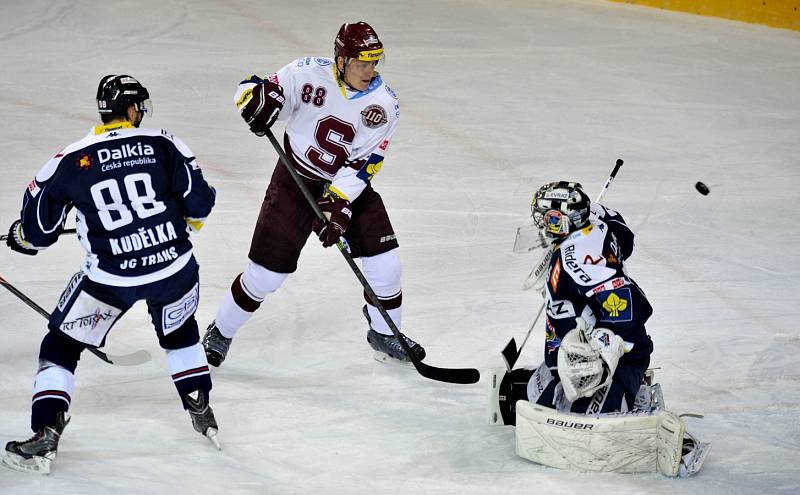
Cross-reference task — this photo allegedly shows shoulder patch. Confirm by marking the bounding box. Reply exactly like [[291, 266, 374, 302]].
[[314, 57, 332, 66], [598, 288, 633, 323], [361, 104, 388, 128]]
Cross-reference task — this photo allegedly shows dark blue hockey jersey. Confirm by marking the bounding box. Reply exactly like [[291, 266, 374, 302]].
[[542, 203, 653, 369], [18, 121, 215, 287]]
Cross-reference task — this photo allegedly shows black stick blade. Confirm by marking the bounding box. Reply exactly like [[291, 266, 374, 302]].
[[417, 362, 481, 384], [501, 338, 519, 371]]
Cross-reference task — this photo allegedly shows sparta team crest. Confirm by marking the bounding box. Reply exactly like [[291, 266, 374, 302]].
[[360, 104, 388, 128]]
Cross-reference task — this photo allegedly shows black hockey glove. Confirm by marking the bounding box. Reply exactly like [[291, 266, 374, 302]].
[[312, 193, 352, 248], [240, 81, 285, 136], [6, 220, 39, 256]]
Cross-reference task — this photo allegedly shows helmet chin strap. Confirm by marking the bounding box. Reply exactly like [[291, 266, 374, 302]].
[[336, 58, 359, 91]]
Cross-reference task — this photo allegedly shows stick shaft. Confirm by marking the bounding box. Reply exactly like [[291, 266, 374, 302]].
[[264, 130, 479, 384]]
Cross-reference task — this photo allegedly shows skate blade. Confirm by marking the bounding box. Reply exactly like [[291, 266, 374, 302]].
[[372, 351, 415, 368], [2, 452, 52, 474], [205, 428, 222, 450]]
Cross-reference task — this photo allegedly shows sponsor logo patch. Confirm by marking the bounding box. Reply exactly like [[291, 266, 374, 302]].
[[546, 418, 594, 430], [545, 320, 561, 354], [361, 104, 388, 128], [162, 282, 199, 335], [585, 277, 628, 297], [58, 292, 122, 347], [57, 272, 86, 311], [549, 257, 561, 289], [545, 298, 576, 320]]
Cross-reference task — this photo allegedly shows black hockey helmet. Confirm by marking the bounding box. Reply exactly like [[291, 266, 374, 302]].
[[96, 75, 152, 118], [531, 181, 591, 238]]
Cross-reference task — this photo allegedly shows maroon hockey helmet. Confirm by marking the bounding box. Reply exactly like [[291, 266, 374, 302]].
[[334, 22, 384, 62]]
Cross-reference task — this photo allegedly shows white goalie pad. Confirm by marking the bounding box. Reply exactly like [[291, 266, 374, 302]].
[[486, 367, 505, 425], [515, 401, 709, 477]]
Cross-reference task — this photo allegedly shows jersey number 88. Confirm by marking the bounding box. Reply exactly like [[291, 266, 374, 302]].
[[89, 173, 167, 231]]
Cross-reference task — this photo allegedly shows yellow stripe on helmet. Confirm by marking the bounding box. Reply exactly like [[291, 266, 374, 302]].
[[358, 48, 384, 61]]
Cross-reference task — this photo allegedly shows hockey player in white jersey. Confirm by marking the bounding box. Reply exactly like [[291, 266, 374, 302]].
[[203, 21, 425, 367], [488, 181, 709, 476], [3, 75, 219, 474]]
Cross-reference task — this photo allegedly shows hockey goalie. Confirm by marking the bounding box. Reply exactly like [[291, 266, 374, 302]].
[[488, 181, 710, 477]]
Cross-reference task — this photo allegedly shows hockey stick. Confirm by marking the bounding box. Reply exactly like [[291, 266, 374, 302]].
[[0, 274, 151, 366], [264, 130, 480, 384], [502, 159, 624, 371], [0, 228, 77, 242]]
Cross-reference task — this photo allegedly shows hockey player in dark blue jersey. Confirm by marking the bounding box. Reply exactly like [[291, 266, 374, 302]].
[[3, 75, 219, 474], [488, 181, 709, 477], [495, 181, 654, 422]]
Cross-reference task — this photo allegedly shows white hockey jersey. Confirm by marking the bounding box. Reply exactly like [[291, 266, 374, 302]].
[[235, 57, 400, 202]]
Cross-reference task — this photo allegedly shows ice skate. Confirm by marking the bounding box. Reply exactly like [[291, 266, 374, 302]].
[[679, 433, 711, 477], [363, 305, 426, 364], [185, 390, 221, 450], [202, 321, 232, 368], [3, 412, 69, 475]]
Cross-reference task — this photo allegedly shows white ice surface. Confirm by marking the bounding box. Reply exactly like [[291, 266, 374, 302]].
[[1, 1, 799, 493]]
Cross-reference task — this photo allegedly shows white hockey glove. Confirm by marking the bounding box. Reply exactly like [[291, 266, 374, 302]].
[[557, 318, 632, 402], [584, 324, 632, 375]]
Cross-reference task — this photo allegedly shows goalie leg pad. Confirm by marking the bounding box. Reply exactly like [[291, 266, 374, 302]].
[[516, 401, 709, 476], [486, 367, 537, 426], [515, 400, 661, 473], [656, 410, 686, 476]]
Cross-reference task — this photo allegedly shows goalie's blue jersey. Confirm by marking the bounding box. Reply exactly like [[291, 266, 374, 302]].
[[17, 122, 215, 287], [543, 203, 653, 369]]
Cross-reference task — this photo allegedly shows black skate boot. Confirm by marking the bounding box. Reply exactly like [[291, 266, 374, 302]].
[[3, 411, 70, 474], [362, 305, 426, 363], [202, 321, 232, 367], [184, 390, 221, 450]]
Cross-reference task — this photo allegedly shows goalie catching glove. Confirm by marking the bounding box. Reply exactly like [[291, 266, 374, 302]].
[[240, 81, 285, 136], [557, 317, 633, 402], [312, 188, 352, 248]]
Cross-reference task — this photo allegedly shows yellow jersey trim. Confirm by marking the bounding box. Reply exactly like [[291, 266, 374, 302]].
[[93, 121, 134, 135]]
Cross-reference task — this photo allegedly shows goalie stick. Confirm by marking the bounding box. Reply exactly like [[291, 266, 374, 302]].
[[502, 159, 624, 370], [0, 228, 77, 242], [264, 129, 479, 385], [0, 274, 151, 366]]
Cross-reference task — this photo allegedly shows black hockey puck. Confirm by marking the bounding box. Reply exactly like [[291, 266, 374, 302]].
[[695, 181, 710, 195]]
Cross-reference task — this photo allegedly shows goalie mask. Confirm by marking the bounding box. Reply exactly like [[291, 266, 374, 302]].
[[96, 74, 152, 120], [531, 181, 590, 238]]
